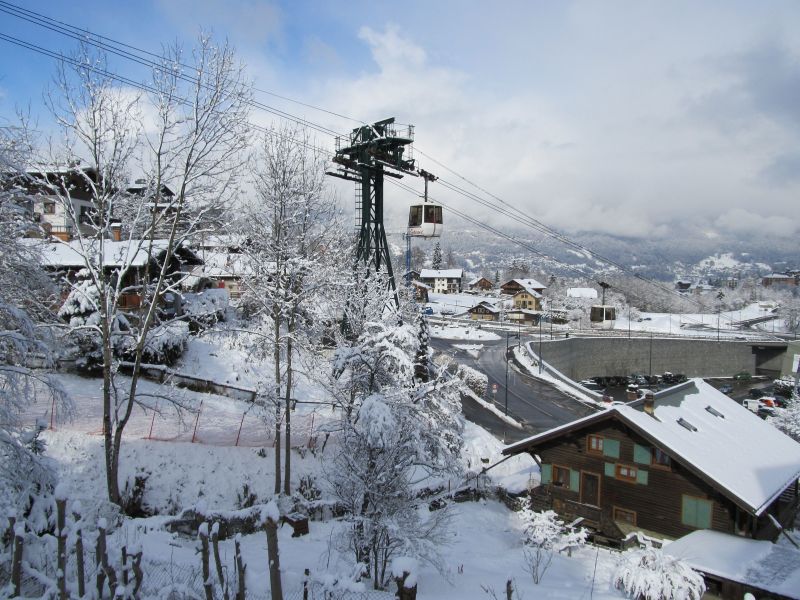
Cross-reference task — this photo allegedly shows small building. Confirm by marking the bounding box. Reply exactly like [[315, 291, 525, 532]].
[[3, 165, 101, 240], [506, 308, 540, 325], [512, 288, 543, 311], [762, 273, 799, 287], [189, 251, 250, 299], [468, 301, 500, 321], [31, 238, 202, 310], [501, 278, 546, 296], [503, 380, 800, 544], [566, 287, 598, 300], [420, 268, 463, 294], [468, 277, 494, 292]]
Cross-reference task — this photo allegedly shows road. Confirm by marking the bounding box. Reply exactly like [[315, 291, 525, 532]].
[[431, 336, 597, 443]]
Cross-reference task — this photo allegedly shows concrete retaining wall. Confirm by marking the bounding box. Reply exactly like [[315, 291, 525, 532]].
[[536, 336, 758, 381]]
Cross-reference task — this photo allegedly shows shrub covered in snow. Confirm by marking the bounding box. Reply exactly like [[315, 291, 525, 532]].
[[58, 279, 101, 327], [613, 547, 705, 600], [457, 364, 488, 397], [116, 321, 190, 365], [518, 508, 587, 584], [181, 288, 229, 329], [767, 397, 800, 443]]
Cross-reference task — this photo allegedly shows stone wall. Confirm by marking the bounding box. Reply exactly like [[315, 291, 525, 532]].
[[536, 337, 759, 381]]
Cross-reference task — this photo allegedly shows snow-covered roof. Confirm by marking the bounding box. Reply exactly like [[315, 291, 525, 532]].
[[27, 238, 190, 269], [468, 301, 500, 313], [504, 379, 800, 516], [507, 308, 540, 315], [512, 286, 542, 299], [192, 251, 251, 278], [566, 287, 597, 299], [664, 530, 800, 598], [420, 269, 463, 279]]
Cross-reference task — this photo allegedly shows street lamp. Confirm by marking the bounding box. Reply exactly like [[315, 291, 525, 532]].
[[538, 315, 544, 374]]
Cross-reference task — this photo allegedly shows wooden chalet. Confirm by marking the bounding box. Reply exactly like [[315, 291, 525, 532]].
[[468, 277, 494, 291], [500, 278, 546, 296], [468, 301, 500, 321], [503, 380, 800, 545], [506, 308, 540, 325]]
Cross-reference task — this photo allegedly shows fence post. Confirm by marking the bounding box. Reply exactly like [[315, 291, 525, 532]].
[[235, 413, 246, 447], [192, 400, 204, 443]]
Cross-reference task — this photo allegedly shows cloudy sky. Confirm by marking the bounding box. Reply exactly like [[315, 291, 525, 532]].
[[1, 1, 798, 239]]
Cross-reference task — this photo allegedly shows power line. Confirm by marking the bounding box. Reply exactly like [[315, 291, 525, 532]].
[[0, 4, 737, 325]]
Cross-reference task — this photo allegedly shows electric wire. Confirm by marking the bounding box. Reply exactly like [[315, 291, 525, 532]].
[[0, 6, 742, 327]]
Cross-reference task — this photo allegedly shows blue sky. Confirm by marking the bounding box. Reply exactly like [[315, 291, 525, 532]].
[[1, 1, 799, 238]]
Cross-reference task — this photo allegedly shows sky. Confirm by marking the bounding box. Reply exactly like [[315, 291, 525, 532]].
[[1, 0, 799, 240]]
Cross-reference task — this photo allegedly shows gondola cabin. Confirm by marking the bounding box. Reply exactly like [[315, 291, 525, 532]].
[[590, 305, 616, 329], [408, 202, 443, 238]]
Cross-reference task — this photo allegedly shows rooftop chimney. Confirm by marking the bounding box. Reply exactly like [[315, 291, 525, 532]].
[[643, 390, 655, 416], [110, 223, 122, 241]]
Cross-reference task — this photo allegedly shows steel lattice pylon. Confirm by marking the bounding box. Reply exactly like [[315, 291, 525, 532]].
[[327, 117, 416, 309]]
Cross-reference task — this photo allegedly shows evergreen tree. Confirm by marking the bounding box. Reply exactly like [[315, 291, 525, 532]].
[[414, 311, 430, 383], [432, 242, 443, 270], [495, 269, 500, 284]]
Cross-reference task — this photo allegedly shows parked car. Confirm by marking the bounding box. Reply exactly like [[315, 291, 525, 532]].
[[733, 371, 752, 381], [422, 306, 434, 315], [718, 384, 733, 395], [757, 406, 776, 419], [742, 398, 763, 413]]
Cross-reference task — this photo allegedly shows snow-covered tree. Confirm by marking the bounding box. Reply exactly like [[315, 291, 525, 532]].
[[326, 295, 464, 589], [0, 121, 70, 511], [432, 242, 443, 270], [613, 547, 705, 600], [238, 124, 345, 496], [518, 508, 587, 584], [768, 396, 800, 443], [41, 36, 251, 507]]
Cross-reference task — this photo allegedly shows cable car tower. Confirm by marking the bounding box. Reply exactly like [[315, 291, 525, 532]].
[[327, 117, 418, 309]]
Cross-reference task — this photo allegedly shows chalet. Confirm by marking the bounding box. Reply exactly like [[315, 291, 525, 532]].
[[505, 308, 540, 325], [2, 165, 101, 240], [512, 288, 543, 311], [31, 238, 202, 310], [189, 251, 249, 299], [500, 278, 546, 297], [419, 268, 463, 294], [503, 380, 800, 545], [468, 301, 500, 321], [468, 277, 494, 292]]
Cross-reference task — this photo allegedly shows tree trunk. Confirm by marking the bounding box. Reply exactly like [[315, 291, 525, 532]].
[[273, 310, 282, 495], [283, 318, 294, 496], [56, 498, 67, 600], [265, 518, 284, 600], [199, 524, 213, 600], [102, 318, 120, 505], [235, 536, 246, 600], [73, 512, 85, 599], [11, 520, 23, 598]]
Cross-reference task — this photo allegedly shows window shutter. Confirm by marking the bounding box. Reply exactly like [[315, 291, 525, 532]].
[[570, 470, 580, 492], [541, 464, 552, 484], [603, 439, 620, 458], [682, 496, 697, 527], [604, 462, 615, 477], [634, 444, 651, 465], [635, 469, 649, 485], [696, 499, 712, 529]]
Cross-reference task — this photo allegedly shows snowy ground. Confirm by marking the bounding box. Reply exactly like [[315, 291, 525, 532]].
[[430, 322, 501, 341]]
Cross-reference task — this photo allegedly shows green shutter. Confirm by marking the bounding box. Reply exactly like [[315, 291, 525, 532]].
[[682, 495, 697, 527], [604, 462, 615, 477], [695, 499, 712, 529], [633, 444, 651, 465], [603, 439, 620, 458], [541, 464, 552, 484], [570, 469, 580, 492], [635, 469, 649, 485]]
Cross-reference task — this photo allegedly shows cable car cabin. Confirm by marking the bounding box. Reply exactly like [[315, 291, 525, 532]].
[[408, 202, 443, 238], [590, 305, 616, 329]]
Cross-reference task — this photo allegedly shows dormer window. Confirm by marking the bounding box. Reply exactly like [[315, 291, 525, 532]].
[[677, 418, 698, 432]]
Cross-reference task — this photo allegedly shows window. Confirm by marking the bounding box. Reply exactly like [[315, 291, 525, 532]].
[[682, 495, 713, 529], [552, 465, 571, 489], [613, 507, 637, 526], [615, 464, 638, 483], [43, 201, 56, 214], [651, 448, 671, 468], [408, 206, 422, 227], [587, 435, 603, 454]]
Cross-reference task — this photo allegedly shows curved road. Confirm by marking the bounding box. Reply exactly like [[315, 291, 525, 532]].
[[432, 336, 597, 443]]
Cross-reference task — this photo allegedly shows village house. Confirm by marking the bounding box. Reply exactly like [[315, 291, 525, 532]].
[[762, 272, 799, 287], [31, 238, 202, 310], [468, 300, 500, 321], [500, 277, 546, 297], [505, 308, 540, 326], [2, 165, 101, 241], [468, 276, 494, 292], [512, 287, 543, 311], [419, 268, 463, 294], [503, 380, 800, 545]]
